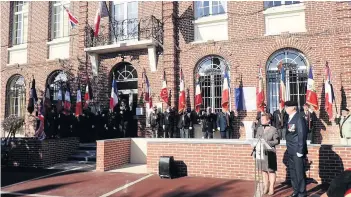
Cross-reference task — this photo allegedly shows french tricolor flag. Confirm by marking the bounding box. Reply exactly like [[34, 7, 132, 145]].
[[178, 68, 186, 113], [160, 70, 168, 104], [109, 78, 118, 111], [84, 82, 91, 109], [63, 6, 78, 28], [144, 71, 152, 108], [56, 87, 63, 112], [195, 74, 202, 113], [279, 62, 286, 108], [94, 2, 108, 37], [75, 85, 82, 117], [256, 64, 265, 111], [64, 84, 71, 115], [221, 70, 229, 112], [306, 66, 319, 110], [325, 62, 334, 121]]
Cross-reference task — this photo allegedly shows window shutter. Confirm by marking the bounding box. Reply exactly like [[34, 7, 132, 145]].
[[8, 2, 14, 47], [48, 1, 52, 41]]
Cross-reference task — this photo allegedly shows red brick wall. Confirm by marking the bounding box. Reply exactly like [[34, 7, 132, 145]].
[[96, 138, 131, 172], [1, 1, 351, 144], [147, 140, 351, 183], [6, 137, 79, 168]]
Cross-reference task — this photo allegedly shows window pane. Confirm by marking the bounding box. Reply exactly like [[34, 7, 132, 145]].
[[264, 1, 274, 8], [273, 1, 282, 6], [23, 13, 28, 43], [285, 1, 293, 5]]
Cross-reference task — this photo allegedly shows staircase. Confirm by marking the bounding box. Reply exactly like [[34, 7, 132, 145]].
[[68, 143, 96, 162]]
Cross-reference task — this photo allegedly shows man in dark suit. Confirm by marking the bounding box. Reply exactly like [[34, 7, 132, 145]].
[[217, 110, 229, 139], [272, 106, 288, 140], [285, 101, 308, 197], [300, 103, 317, 143]]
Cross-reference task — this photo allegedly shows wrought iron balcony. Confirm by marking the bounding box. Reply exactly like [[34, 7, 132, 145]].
[[85, 16, 163, 48]]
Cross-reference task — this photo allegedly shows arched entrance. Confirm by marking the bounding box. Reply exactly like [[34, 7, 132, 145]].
[[111, 62, 138, 137], [46, 70, 69, 104], [195, 55, 230, 113], [266, 48, 309, 113]]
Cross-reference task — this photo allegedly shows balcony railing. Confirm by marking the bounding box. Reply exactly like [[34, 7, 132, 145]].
[[85, 15, 163, 48]]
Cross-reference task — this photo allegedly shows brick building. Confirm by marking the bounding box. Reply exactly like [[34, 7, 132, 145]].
[[1, 1, 350, 144]]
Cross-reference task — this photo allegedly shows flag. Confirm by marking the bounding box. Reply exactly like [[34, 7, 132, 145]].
[[256, 64, 265, 111], [195, 74, 202, 113], [109, 77, 118, 111], [63, 6, 78, 28], [178, 68, 186, 113], [75, 84, 82, 117], [27, 78, 38, 114], [44, 85, 51, 108], [84, 80, 92, 109], [222, 70, 230, 112], [160, 70, 168, 104], [306, 66, 319, 110], [279, 62, 286, 108], [56, 85, 63, 112], [325, 62, 334, 120], [94, 2, 108, 37], [64, 83, 71, 115], [235, 78, 244, 111], [34, 99, 46, 140], [144, 70, 152, 108]]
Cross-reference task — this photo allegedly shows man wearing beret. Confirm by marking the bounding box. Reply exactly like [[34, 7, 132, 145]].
[[284, 101, 308, 197]]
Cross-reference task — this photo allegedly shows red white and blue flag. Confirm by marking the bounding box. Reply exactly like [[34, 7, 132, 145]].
[[35, 100, 46, 140], [84, 81, 92, 109], [94, 2, 108, 37], [144, 71, 153, 108], [75, 84, 82, 117], [109, 78, 118, 111], [56, 86, 63, 112], [222, 70, 229, 112], [195, 74, 202, 113], [306, 66, 319, 110], [256, 64, 265, 111], [63, 6, 78, 28], [178, 68, 186, 113], [160, 70, 168, 104], [44, 85, 51, 109], [325, 61, 334, 120], [279, 62, 286, 108], [64, 84, 71, 115]]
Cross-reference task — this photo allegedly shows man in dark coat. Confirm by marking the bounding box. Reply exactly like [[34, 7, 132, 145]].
[[177, 108, 193, 138], [200, 107, 216, 139], [228, 111, 236, 139], [162, 106, 175, 138], [272, 106, 288, 140], [300, 103, 317, 143], [285, 101, 308, 197], [148, 106, 161, 138], [217, 110, 229, 139], [118, 100, 130, 138]]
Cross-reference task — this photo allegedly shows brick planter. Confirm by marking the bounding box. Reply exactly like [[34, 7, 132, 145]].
[[96, 138, 131, 172], [5, 137, 79, 168]]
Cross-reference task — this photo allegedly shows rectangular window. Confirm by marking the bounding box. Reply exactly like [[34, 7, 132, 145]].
[[194, 1, 226, 19], [12, 1, 29, 45], [112, 1, 138, 41], [52, 1, 70, 39], [264, 1, 301, 9]]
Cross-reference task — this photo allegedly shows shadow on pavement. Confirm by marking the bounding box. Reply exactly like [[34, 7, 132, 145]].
[[1, 166, 90, 187], [1, 181, 82, 196]]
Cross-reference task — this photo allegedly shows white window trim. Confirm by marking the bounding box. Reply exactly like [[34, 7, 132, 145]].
[[13, 2, 29, 45], [263, 2, 305, 15], [47, 36, 70, 45], [7, 43, 28, 51], [193, 13, 228, 25], [51, 1, 70, 40]]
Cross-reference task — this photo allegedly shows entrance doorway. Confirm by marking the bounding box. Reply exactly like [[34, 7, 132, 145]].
[[112, 62, 138, 137]]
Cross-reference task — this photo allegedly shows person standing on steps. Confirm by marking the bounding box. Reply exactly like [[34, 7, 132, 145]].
[[284, 101, 308, 197]]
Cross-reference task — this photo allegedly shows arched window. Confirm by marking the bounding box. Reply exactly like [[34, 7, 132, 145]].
[[196, 56, 229, 113], [266, 48, 309, 113], [6, 75, 26, 118], [47, 70, 68, 102], [111, 63, 138, 91]]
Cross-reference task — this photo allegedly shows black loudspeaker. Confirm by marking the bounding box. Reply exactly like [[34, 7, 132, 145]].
[[159, 156, 175, 179]]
